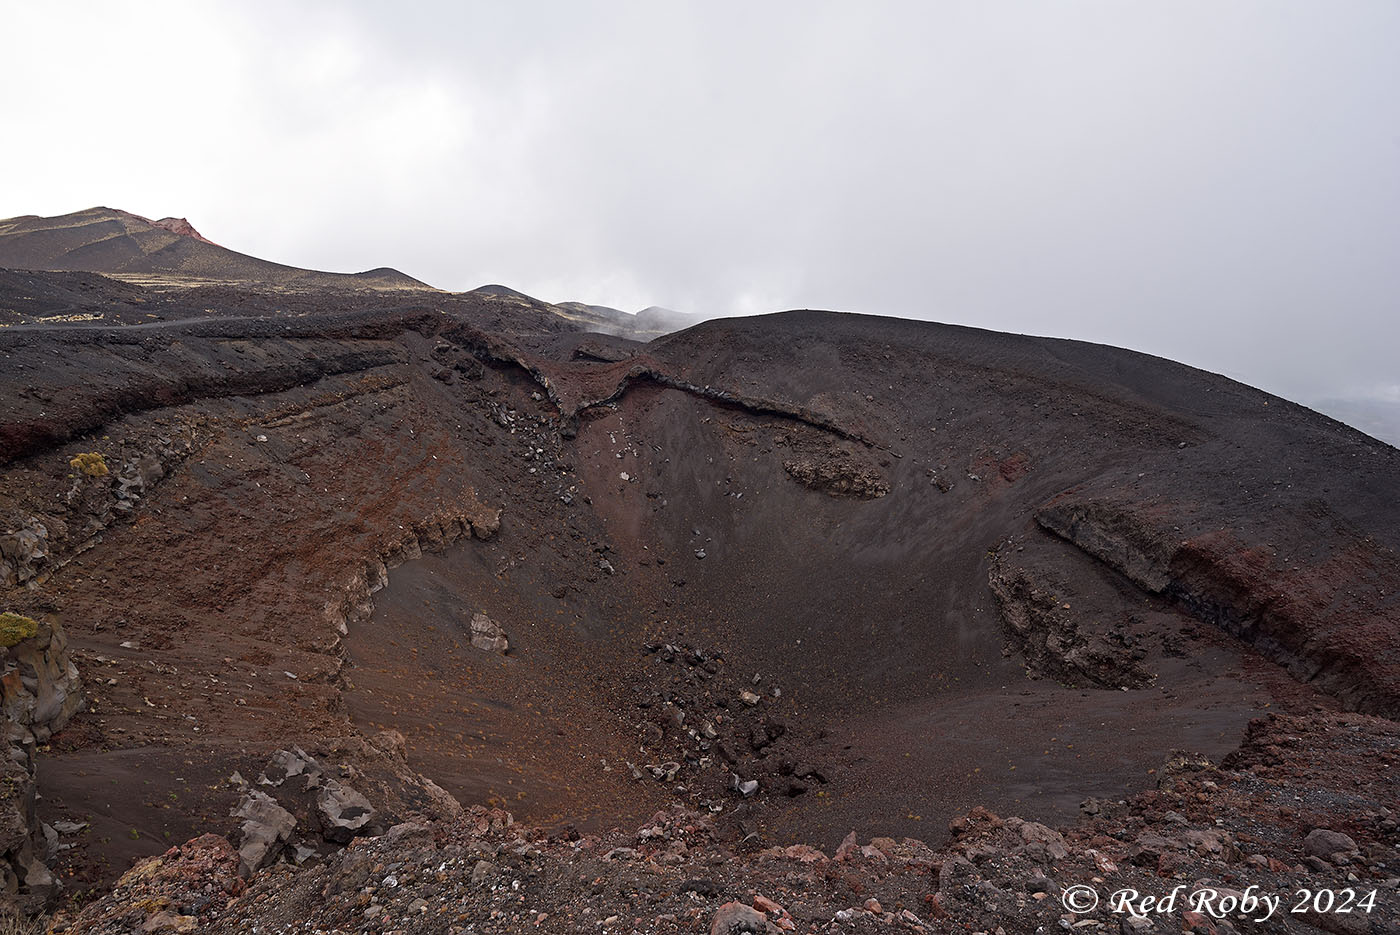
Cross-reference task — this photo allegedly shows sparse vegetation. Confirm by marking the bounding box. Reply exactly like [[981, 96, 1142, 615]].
[[0, 774, 20, 803], [0, 612, 37, 648], [68, 451, 108, 477], [0, 912, 45, 935]]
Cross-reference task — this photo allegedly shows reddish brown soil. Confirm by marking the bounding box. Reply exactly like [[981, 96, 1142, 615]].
[[0, 270, 1396, 925]]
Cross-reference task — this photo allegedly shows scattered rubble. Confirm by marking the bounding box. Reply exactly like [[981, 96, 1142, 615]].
[[626, 640, 826, 814], [782, 455, 888, 500], [51, 711, 1400, 933]]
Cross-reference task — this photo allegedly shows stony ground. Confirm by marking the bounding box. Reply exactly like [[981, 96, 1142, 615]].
[[45, 711, 1400, 934]]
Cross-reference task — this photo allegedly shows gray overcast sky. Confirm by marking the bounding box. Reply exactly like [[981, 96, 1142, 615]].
[[3, 1, 1398, 414]]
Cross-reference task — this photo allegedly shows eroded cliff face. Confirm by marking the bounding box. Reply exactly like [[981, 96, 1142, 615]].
[[1, 431, 201, 591], [1036, 495, 1400, 717], [986, 541, 1158, 691], [0, 612, 82, 912]]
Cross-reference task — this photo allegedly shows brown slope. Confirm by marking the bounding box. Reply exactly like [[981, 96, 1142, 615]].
[[0, 207, 434, 292]]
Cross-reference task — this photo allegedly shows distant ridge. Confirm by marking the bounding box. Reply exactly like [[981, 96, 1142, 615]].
[[0, 207, 708, 337], [469, 283, 539, 302], [0, 207, 434, 292], [461, 285, 702, 338], [550, 299, 702, 338]]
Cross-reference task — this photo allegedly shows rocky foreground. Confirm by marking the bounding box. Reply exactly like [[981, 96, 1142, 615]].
[[45, 709, 1400, 934]]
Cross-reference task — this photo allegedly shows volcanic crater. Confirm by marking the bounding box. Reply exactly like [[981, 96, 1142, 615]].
[[0, 217, 1397, 932]]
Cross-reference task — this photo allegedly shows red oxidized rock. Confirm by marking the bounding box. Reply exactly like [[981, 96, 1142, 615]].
[[710, 901, 769, 935]]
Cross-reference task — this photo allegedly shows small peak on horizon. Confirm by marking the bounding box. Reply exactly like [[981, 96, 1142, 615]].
[[87, 207, 217, 245], [151, 216, 216, 245]]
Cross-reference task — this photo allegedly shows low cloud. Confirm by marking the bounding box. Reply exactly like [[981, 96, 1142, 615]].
[[1, 1, 1396, 409]]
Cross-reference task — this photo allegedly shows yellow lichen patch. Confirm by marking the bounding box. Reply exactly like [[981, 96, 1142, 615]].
[[0, 612, 38, 647], [35, 312, 103, 323], [69, 451, 109, 477], [118, 857, 167, 886]]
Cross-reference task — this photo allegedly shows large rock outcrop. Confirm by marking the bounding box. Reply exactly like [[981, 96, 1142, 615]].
[[0, 432, 198, 591], [986, 545, 1157, 690], [0, 611, 82, 912], [1037, 495, 1400, 716]]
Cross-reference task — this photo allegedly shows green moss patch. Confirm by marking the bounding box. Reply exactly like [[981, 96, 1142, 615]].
[[68, 451, 109, 477], [0, 612, 39, 647]]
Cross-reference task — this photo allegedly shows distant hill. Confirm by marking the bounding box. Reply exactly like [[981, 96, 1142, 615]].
[[0, 208, 707, 336], [466, 286, 703, 339], [0, 207, 434, 292], [546, 298, 702, 339], [634, 305, 699, 333]]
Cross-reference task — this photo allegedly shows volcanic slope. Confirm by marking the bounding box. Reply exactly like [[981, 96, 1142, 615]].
[[0, 209, 690, 340], [1, 279, 1397, 900], [0, 207, 432, 291]]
